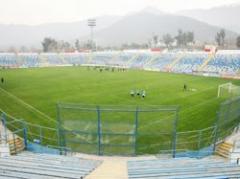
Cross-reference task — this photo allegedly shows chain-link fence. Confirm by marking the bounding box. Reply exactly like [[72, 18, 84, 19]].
[[1, 96, 240, 157], [214, 96, 240, 146], [0, 112, 61, 154], [57, 103, 179, 156]]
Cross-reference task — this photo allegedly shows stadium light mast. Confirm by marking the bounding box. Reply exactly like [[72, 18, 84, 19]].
[[88, 19, 96, 52]]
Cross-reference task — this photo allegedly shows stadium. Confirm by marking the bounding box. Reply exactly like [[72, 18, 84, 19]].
[[1, 1, 240, 178]]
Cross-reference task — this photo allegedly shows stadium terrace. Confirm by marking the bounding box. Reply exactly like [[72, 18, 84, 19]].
[[0, 50, 240, 79]]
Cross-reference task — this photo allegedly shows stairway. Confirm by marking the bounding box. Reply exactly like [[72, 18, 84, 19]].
[[38, 54, 49, 66], [127, 54, 139, 67], [86, 159, 128, 179], [144, 54, 158, 67], [1, 123, 25, 155], [167, 53, 185, 72], [198, 53, 214, 71], [8, 137, 25, 155], [58, 53, 66, 64], [215, 142, 233, 158], [111, 51, 122, 65]]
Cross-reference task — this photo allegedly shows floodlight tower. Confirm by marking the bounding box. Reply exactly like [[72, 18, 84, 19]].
[[88, 19, 96, 51]]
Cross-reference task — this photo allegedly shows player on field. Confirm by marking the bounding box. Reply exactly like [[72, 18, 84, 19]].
[[183, 84, 187, 91], [130, 90, 135, 97], [142, 90, 146, 98], [136, 90, 140, 96]]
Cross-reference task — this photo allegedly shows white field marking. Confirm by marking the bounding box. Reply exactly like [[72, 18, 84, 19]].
[[92, 87, 218, 146], [0, 107, 18, 121], [0, 89, 94, 144], [164, 86, 216, 104], [138, 90, 218, 130], [0, 87, 56, 124], [139, 97, 217, 130]]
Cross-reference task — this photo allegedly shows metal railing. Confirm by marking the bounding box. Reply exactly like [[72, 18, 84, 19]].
[[0, 96, 239, 157], [0, 112, 70, 155]]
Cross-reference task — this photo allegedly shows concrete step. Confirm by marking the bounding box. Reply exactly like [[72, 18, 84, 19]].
[[7, 138, 25, 155], [215, 142, 233, 158]]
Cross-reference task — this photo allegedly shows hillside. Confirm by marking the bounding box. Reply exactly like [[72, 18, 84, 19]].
[[0, 8, 237, 48], [179, 4, 240, 33], [95, 10, 237, 46]]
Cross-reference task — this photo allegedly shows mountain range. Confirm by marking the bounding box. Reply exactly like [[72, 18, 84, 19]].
[[0, 4, 239, 49], [179, 3, 240, 33]]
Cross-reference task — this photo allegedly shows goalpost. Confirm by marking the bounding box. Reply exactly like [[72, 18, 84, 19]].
[[217, 82, 240, 98]]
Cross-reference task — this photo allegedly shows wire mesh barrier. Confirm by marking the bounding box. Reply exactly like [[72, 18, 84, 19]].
[[0, 114, 27, 155], [0, 112, 62, 154], [214, 96, 240, 146], [1, 96, 240, 157], [217, 82, 240, 98], [57, 103, 179, 156], [176, 126, 216, 152]]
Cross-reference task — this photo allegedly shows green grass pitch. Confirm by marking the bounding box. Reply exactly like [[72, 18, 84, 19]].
[[0, 66, 239, 154]]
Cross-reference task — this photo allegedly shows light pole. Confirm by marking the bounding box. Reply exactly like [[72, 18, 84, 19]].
[[88, 19, 96, 52]]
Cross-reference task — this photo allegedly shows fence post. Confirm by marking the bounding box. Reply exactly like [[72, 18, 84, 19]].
[[56, 103, 66, 155], [134, 107, 139, 156], [213, 112, 220, 152], [197, 130, 202, 157], [56, 104, 61, 147], [39, 126, 43, 144], [97, 106, 101, 156], [1, 113, 8, 143], [13, 133, 17, 154], [198, 130, 202, 150], [22, 121, 28, 149], [172, 109, 179, 158]]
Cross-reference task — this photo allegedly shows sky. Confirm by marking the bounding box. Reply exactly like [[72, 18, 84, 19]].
[[0, 0, 239, 25]]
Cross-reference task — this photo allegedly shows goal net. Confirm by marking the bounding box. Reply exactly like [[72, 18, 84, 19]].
[[217, 82, 240, 98]]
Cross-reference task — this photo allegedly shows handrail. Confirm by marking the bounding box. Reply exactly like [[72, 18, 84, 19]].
[[1, 94, 240, 157], [1, 112, 59, 151]]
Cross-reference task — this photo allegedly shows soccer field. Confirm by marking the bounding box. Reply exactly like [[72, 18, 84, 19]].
[[0, 66, 239, 154]]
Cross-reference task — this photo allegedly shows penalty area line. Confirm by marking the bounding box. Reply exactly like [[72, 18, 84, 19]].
[[0, 88, 91, 143], [0, 87, 56, 124]]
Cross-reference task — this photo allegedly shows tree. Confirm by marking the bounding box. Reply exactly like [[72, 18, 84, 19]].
[[186, 32, 194, 44], [162, 34, 174, 48], [220, 29, 226, 46], [153, 35, 159, 47], [20, 46, 28, 52], [175, 30, 194, 47], [8, 46, 18, 53], [42, 37, 58, 52], [175, 29, 184, 47], [82, 40, 92, 49], [215, 32, 221, 46], [237, 36, 240, 48], [215, 29, 226, 47], [75, 39, 80, 51], [57, 41, 73, 52]]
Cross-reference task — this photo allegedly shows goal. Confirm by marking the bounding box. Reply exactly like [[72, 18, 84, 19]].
[[217, 82, 240, 98]]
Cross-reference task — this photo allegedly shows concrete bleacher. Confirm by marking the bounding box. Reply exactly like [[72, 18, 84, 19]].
[[204, 52, 240, 74], [172, 52, 208, 73], [128, 53, 150, 68], [1, 50, 240, 78], [146, 53, 177, 71], [0, 152, 102, 179], [128, 157, 240, 178], [63, 53, 87, 65], [0, 53, 18, 68]]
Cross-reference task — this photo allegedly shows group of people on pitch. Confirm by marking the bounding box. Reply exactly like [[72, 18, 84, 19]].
[[130, 89, 146, 98]]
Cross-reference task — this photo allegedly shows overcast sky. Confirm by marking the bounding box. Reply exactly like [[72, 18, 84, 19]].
[[0, 0, 239, 25]]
